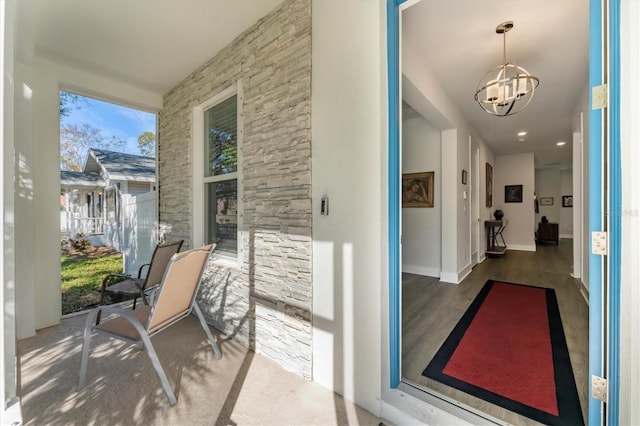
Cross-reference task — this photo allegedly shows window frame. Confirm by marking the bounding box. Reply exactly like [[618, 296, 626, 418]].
[[192, 81, 244, 267]]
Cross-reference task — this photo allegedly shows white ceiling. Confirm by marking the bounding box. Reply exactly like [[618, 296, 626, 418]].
[[17, 0, 284, 94], [402, 0, 589, 168]]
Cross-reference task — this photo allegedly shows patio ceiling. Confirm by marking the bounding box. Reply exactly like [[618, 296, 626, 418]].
[[15, 0, 588, 168], [16, 0, 284, 94]]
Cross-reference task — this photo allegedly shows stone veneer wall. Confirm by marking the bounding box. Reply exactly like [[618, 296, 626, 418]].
[[157, 0, 312, 378]]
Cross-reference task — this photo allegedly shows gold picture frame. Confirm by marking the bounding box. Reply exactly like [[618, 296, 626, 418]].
[[540, 197, 554, 206], [402, 172, 434, 208], [486, 163, 493, 207]]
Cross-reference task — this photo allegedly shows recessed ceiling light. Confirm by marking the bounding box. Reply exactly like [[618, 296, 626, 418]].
[[556, 141, 566, 146], [517, 131, 527, 137]]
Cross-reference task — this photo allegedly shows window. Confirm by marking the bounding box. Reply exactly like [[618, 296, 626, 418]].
[[193, 83, 243, 263]]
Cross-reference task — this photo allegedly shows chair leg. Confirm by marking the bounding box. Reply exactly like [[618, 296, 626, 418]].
[[132, 296, 137, 310], [139, 333, 177, 405], [78, 309, 99, 390], [193, 303, 222, 359]]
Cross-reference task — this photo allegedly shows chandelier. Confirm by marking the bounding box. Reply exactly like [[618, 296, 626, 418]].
[[474, 21, 539, 117]]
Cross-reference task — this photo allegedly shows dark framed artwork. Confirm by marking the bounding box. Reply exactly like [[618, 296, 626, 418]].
[[505, 185, 523, 203], [402, 172, 434, 208], [485, 163, 492, 207], [562, 195, 573, 207]]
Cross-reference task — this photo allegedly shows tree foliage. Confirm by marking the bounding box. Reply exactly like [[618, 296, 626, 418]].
[[60, 123, 125, 171], [137, 131, 156, 157], [59, 91, 83, 118]]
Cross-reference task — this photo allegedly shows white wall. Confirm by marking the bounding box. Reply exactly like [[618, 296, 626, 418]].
[[535, 168, 562, 224], [402, 40, 483, 282], [495, 153, 536, 251], [14, 56, 162, 338], [620, 2, 640, 424], [402, 115, 441, 277], [573, 84, 590, 289], [534, 167, 573, 238], [2, 0, 21, 420], [559, 169, 573, 237], [311, 0, 383, 415]]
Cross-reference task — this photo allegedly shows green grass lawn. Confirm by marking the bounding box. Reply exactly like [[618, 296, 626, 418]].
[[61, 248, 123, 315]]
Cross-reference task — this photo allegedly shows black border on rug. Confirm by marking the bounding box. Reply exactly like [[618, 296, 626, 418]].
[[421, 279, 584, 425]]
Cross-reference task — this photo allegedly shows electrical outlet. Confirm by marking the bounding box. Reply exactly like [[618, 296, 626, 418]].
[[592, 375, 607, 402]]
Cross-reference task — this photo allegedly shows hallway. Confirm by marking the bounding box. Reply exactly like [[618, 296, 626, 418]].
[[402, 240, 588, 425]]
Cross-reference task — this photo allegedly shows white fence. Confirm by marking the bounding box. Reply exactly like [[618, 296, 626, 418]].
[[121, 192, 157, 276], [61, 192, 157, 276]]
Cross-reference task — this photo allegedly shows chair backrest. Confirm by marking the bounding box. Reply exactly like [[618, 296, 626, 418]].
[[146, 244, 214, 335], [143, 240, 184, 289]]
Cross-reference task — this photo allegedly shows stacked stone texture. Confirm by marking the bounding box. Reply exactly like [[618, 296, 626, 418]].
[[158, 0, 312, 378]]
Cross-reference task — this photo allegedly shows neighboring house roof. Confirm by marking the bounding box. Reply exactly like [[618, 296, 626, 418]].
[[84, 148, 156, 183], [60, 171, 106, 188]]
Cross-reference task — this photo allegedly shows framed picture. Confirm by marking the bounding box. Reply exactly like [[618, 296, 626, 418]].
[[562, 195, 573, 207], [505, 184, 523, 203], [540, 197, 554, 206], [486, 163, 492, 207], [461, 169, 467, 185], [402, 172, 434, 208]]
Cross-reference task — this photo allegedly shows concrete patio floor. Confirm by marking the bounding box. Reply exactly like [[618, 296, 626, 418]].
[[18, 309, 385, 425]]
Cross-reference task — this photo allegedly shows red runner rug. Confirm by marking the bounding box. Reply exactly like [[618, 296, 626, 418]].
[[422, 280, 584, 425]]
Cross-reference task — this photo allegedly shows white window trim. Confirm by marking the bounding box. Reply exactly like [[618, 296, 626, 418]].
[[192, 81, 244, 267]]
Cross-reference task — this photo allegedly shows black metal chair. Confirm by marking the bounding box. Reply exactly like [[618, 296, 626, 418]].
[[97, 240, 183, 323]]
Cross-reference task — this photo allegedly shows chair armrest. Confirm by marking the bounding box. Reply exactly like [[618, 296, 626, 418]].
[[91, 305, 148, 340], [138, 263, 151, 279], [144, 284, 161, 306]]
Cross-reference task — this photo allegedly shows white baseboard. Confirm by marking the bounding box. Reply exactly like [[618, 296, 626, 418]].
[[2, 398, 22, 426], [458, 263, 472, 282], [560, 233, 573, 239], [402, 264, 440, 278], [507, 244, 536, 252], [439, 271, 460, 284]]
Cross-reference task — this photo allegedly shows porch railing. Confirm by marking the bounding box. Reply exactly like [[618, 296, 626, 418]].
[[66, 216, 105, 236]]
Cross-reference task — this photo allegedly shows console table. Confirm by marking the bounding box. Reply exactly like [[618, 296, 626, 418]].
[[485, 220, 507, 255]]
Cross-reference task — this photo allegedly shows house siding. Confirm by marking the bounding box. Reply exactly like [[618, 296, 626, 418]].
[[157, 0, 312, 378]]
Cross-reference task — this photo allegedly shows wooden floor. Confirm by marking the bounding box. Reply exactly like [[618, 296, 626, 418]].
[[402, 239, 589, 425]]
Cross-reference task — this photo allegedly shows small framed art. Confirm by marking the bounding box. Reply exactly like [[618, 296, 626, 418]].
[[505, 185, 523, 203]]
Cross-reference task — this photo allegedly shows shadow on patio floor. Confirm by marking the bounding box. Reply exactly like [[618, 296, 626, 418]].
[[19, 310, 382, 425]]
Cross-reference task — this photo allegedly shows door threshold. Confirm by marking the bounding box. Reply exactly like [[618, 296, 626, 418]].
[[399, 379, 508, 426]]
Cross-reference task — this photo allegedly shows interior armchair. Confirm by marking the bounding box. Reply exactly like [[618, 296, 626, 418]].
[[97, 240, 183, 323]]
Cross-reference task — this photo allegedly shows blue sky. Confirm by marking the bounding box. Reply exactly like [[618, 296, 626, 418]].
[[60, 92, 156, 156]]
